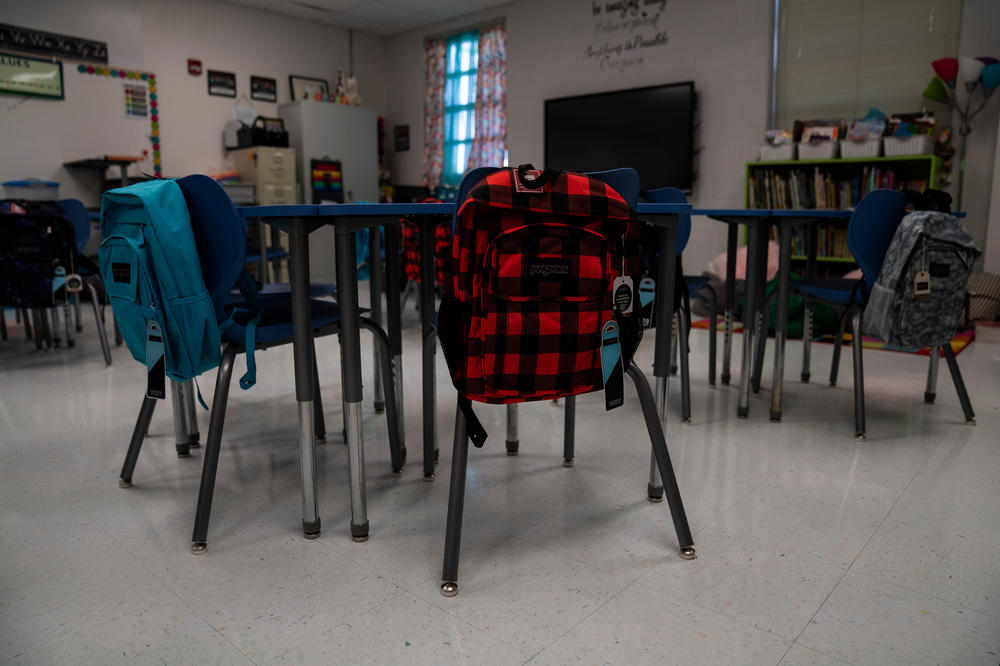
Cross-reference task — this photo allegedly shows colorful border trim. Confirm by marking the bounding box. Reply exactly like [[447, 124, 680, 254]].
[[77, 64, 161, 178]]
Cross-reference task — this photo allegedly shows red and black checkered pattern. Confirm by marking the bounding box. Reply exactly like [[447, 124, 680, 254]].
[[437, 167, 642, 404], [401, 219, 451, 283]]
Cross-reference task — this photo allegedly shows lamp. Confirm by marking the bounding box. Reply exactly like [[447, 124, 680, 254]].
[[982, 63, 1000, 94], [931, 55, 999, 212], [922, 76, 951, 104], [958, 57, 985, 91], [932, 57, 959, 84]]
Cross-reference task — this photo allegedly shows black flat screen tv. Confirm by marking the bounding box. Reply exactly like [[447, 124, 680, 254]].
[[544, 81, 696, 192]]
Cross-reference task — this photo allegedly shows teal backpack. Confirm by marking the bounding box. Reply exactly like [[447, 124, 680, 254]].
[[99, 179, 260, 390]]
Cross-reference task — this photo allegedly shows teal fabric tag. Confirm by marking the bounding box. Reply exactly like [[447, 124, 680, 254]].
[[601, 320, 624, 410]]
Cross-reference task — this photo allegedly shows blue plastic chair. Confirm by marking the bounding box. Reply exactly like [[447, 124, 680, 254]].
[[439, 166, 695, 597], [787, 188, 971, 439], [51, 199, 114, 362], [117, 174, 403, 553], [644, 187, 719, 425]]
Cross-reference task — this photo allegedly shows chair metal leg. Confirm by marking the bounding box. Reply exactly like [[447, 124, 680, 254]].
[[924, 347, 940, 403], [191, 343, 238, 554], [62, 300, 74, 348], [801, 302, 813, 383], [21, 307, 32, 340], [74, 293, 83, 332], [563, 395, 575, 466], [678, 306, 692, 424], [359, 318, 405, 475], [721, 224, 737, 386], [170, 381, 191, 458], [184, 380, 200, 448], [706, 287, 718, 385], [40, 308, 53, 349], [851, 309, 866, 440], [86, 283, 112, 365], [670, 314, 678, 376], [441, 403, 470, 597], [505, 404, 519, 456], [49, 307, 61, 347], [829, 314, 846, 387], [31, 310, 44, 350], [0, 307, 6, 342], [647, 374, 668, 502], [119, 396, 157, 487], [312, 341, 327, 443], [627, 363, 695, 559], [942, 344, 975, 424]]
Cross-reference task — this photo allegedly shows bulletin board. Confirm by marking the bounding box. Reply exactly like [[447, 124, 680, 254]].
[[0, 61, 159, 206]]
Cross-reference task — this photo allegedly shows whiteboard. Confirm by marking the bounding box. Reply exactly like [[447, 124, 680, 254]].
[[0, 64, 156, 207]]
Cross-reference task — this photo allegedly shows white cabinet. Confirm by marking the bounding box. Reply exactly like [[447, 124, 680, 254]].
[[279, 101, 379, 283]]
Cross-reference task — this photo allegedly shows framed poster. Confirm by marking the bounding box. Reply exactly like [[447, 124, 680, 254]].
[[250, 75, 276, 102], [0, 52, 64, 99], [207, 69, 236, 97], [289, 75, 328, 101]]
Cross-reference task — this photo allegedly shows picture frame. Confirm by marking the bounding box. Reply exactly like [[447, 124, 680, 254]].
[[207, 69, 236, 97], [289, 75, 329, 102], [250, 75, 277, 102]]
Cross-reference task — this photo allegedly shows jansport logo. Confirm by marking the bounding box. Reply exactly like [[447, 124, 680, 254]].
[[528, 262, 570, 278]]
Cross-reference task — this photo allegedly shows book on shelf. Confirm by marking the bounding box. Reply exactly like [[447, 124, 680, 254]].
[[749, 165, 929, 211]]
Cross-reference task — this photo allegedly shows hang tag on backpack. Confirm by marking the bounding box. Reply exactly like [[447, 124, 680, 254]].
[[65, 273, 83, 293], [638, 276, 655, 326], [601, 320, 624, 410], [513, 168, 544, 193], [613, 276, 633, 315], [146, 319, 166, 400], [913, 270, 931, 297]]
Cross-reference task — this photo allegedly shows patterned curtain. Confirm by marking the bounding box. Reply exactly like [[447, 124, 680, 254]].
[[467, 24, 507, 170], [422, 39, 446, 189]]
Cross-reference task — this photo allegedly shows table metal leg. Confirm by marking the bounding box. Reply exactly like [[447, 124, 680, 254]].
[[738, 223, 764, 418], [419, 218, 438, 479], [289, 222, 320, 538], [802, 224, 817, 383], [924, 347, 940, 404], [505, 404, 519, 456], [336, 226, 369, 540], [769, 224, 792, 422], [369, 226, 385, 412], [384, 223, 405, 462], [649, 219, 678, 499], [722, 224, 738, 385]]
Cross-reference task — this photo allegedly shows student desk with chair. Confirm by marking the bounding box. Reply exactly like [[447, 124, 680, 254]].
[[238, 200, 692, 541]]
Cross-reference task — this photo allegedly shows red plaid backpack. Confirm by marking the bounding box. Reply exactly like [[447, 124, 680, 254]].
[[437, 166, 643, 441]]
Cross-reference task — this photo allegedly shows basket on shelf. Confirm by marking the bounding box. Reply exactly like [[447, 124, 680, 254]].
[[760, 143, 796, 161], [797, 141, 839, 160], [883, 134, 934, 156], [839, 138, 882, 159]]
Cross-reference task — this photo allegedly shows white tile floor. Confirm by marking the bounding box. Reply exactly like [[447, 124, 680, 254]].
[[2, 305, 999, 665]]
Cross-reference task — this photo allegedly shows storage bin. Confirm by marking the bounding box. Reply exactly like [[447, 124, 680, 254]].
[[760, 143, 796, 161], [883, 134, 934, 156], [797, 141, 839, 160], [3, 179, 60, 200], [839, 138, 881, 158]]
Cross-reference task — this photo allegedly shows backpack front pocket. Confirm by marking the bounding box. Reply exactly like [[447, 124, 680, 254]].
[[98, 234, 160, 365], [481, 223, 614, 395]]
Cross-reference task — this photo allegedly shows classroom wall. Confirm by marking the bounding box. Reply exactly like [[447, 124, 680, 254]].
[[383, 0, 774, 274], [0, 0, 385, 208]]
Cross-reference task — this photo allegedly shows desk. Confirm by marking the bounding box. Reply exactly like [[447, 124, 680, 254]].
[[239, 202, 451, 540]]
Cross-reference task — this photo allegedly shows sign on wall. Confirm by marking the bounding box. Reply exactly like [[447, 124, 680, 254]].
[[0, 52, 64, 99], [0, 23, 107, 64], [124, 82, 148, 117], [585, 0, 670, 73]]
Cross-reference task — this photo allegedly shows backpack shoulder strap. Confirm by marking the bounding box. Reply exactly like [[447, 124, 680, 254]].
[[219, 266, 262, 390]]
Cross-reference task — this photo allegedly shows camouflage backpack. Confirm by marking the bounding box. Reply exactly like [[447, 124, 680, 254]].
[[865, 210, 980, 347]]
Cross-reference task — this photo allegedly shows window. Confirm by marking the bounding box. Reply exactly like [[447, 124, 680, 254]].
[[442, 31, 479, 188]]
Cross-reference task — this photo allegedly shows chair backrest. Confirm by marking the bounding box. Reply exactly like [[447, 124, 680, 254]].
[[643, 186, 691, 254], [846, 189, 909, 292], [55, 198, 91, 254], [452, 166, 502, 231], [586, 168, 639, 209], [174, 174, 248, 322]]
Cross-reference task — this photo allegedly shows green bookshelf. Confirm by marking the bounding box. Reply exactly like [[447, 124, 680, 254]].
[[745, 154, 940, 273]]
